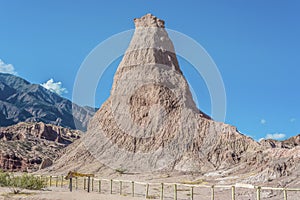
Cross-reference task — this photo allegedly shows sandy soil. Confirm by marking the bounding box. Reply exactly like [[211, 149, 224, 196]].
[[1, 172, 299, 200], [0, 187, 144, 200], [1, 185, 299, 200]]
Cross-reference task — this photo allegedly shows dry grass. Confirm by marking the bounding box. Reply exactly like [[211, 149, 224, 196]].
[[179, 178, 207, 185], [1, 191, 37, 198]]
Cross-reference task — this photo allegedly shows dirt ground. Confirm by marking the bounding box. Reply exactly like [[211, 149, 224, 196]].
[[0, 187, 144, 200], [1, 172, 299, 200], [1, 185, 299, 200]]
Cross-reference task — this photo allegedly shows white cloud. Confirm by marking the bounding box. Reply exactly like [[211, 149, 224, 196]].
[[265, 133, 286, 140], [290, 118, 296, 123], [260, 119, 266, 125], [41, 78, 68, 96], [0, 59, 17, 75]]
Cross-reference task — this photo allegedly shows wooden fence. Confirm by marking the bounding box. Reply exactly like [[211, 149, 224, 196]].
[[37, 175, 300, 200]]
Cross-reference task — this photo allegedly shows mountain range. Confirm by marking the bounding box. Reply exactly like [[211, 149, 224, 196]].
[[0, 73, 95, 131]]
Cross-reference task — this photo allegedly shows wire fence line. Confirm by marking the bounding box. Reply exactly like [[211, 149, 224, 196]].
[[34, 175, 300, 200]]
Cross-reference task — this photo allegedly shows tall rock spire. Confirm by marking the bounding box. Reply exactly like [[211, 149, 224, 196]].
[[50, 14, 265, 174], [134, 13, 165, 28], [117, 14, 182, 75], [46, 15, 300, 190]]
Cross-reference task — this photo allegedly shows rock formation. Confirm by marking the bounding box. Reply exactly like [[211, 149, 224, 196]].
[[49, 14, 300, 186], [260, 134, 300, 149], [82, 13, 262, 172], [0, 122, 82, 172]]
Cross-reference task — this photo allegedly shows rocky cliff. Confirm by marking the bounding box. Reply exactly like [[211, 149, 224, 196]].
[[0, 122, 82, 172], [260, 134, 300, 149]]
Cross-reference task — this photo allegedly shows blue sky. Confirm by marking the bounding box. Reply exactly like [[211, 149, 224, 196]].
[[0, 0, 299, 140]]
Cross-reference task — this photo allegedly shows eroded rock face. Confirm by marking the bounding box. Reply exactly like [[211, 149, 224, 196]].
[[39, 157, 53, 170], [0, 122, 82, 172], [260, 134, 300, 149], [134, 13, 165, 28], [52, 14, 259, 173], [49, 14, 299, 184]]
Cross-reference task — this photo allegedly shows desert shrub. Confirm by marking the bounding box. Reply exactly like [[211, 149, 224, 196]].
[[0, 170, 9, 187], [0, 171, 46, 193], [17, 174, 46, 190], [115, 168, 127, 174]]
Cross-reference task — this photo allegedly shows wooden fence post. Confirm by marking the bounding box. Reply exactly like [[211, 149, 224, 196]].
[[55, 176, 58, 187], [49, 176, 52, 187], [160, 183, 164, 200], [110, 179, 113, 194], [119, 181, 122, 195], [231, 186, 235, 200], [75, 177, 78, 190], [87, 176, 91, 193], [69, 178, 73, 192], [61, 176, 63, 187], [84, 178, 86, 190], [283, 189, 287, 200], [145, 183, 149, 198], [132, 181, 135, 197], [92, 178, 94, 191], [174, 184, 177, 200], [211, 185, 215, 200], [256, 186, 261, 200], [190, 187, 194, 200], [98, 180, 101, 193]]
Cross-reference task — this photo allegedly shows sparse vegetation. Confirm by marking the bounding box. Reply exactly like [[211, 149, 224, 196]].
[[0, 171, 46, 194], [20, 141, 32, 151], [159, 174, 170, 178], [146, 194, 158, 199], [267, 177, 273, 182], [115, 168, 127, 174], [0, 170, 9, 187], [33, 145, 43, 152], [176, 188, 190, 191], [180, 179, 206, 185]]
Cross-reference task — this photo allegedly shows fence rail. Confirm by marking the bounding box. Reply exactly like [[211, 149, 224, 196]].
[[35, 175, 300, 200]]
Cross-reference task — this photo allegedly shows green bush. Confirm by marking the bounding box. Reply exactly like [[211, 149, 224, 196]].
[[0, 171, 46, 193], [0, 170, 9, 187], [10, 174, 46, 190]]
